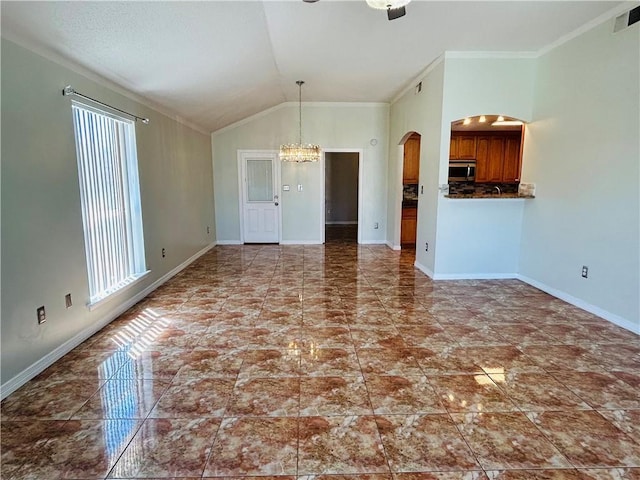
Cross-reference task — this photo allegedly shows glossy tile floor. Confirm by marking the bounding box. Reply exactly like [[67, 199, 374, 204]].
[[2, 234, 640, 479]]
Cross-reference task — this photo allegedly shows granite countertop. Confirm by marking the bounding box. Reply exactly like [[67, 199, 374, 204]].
[[445, 193, 535, 199]]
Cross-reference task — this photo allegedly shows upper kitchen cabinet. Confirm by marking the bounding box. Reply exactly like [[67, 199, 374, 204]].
[[450, 135, 477, 160], [403, 133, 421, 184], [476, 133, 522, 183], [502, 135, 523, 183]]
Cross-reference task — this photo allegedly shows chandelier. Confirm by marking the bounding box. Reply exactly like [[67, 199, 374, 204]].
[[280, 81, 321, 163]]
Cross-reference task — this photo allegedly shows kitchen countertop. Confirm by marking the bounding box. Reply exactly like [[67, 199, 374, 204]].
[[445, 193, 535, 199]]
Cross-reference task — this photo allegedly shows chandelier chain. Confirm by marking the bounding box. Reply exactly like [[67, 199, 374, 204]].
[[297, 80, 303, 144]]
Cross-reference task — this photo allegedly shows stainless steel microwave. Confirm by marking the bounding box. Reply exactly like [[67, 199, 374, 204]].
[[449, 161, 476, 182]]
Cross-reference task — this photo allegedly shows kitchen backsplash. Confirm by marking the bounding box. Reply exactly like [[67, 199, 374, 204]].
[[448, 182, 519, 196], [403, 183, 419, 200]]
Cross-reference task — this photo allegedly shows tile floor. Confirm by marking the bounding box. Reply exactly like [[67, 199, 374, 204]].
[[2, 234, 640, 479]]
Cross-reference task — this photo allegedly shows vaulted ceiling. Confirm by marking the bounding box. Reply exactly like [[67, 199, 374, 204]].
[[1, 1, 620, 132]]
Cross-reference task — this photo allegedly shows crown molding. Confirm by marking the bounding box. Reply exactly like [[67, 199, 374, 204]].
[[536, 1, 637, 57], [1, 32, 210, 136], [444, 51, 538, 59], [212, 102, 288, 136], [391, 53, 445, 105], [390, 3, 635, 106], [212, 101, 389, 136]]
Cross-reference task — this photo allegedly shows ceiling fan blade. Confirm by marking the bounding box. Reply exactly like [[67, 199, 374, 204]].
[[387, 5, 406, 20]]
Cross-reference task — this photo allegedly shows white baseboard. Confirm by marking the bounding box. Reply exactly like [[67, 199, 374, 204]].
[[433, 272, 518, 280], [280, 240, 323, 245], [358, 240, 387, 245], [414, 261, 435, 279], [385, 241, 401, 251], [325, 221, 358, 225], [517, 274, 639, 335], [215, 240, 242, 245], [0, 243, 216, 400]]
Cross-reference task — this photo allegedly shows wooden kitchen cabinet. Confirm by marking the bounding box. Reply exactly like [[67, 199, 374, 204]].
[[487, 137, 506, 182], [403, 134, 420, 184], [401, 207, 417, 246], [457, 136, 477, 159], [449, 136, 458, 160], [475, 137, 490, 183], [475, 133, 521, 184], [502, 136, 522, 183], [449, 135, 477, 160]]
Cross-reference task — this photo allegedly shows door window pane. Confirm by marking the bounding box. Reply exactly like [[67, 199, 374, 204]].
[[247, 159, 273, 201]]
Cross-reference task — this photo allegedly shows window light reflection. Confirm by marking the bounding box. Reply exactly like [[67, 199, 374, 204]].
[[286, 340, 301, 361], [480, 366, 505, 383], [95, 307, 170, 473], [104, 308, 171, 360]]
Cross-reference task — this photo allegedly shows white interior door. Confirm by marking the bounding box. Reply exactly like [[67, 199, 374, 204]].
[[240, 151, 279, 243]]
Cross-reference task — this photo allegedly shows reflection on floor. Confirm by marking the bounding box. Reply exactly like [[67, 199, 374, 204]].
[[325, 223, 358, 243], [2, 240, 639, 479]]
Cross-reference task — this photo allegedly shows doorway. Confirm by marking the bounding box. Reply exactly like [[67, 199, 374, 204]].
[[400, 132, 420, 255], [238, 150, 280, 243], [324, 151, 360, 244]]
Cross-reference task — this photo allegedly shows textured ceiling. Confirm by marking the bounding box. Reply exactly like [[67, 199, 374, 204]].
[[1, 1, 621, 132]]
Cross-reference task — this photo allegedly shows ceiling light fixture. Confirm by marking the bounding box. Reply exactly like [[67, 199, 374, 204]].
[[463, 117, 471, 125], [479, 115, 486, 123], [280, 81, 321, 163], [497, 115, 505, 122], [492, 120, 524, 127], [366, 0, 410, 20]]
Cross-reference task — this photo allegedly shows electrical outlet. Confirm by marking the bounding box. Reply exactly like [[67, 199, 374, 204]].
[[207, 226, 210, 234], [162, 248, 166, 258], [37, 306, 46, 324], [65, 294, 72, 308], [581, 266, 588, 278], [425, 242, 429, 252], [374, 222, 379, 229]]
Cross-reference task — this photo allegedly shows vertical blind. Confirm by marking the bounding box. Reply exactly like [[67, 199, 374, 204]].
[[72, 103, 145, 303]]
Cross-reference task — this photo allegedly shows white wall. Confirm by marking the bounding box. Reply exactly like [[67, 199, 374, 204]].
[[387, 61, 445, 270], [212, 103, 389, 243], [434, 198, 525, 278], [325, 152, 359, 224], [433, 55, 536, 276], [519, 18, 640, 331], [1, 39, 215, 388]]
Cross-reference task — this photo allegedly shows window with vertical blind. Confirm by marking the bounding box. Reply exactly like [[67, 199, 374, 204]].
[[71, 101, 147, 306]]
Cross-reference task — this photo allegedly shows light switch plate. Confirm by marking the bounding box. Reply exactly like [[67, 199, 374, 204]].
[[283, 185, 290, 191]]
